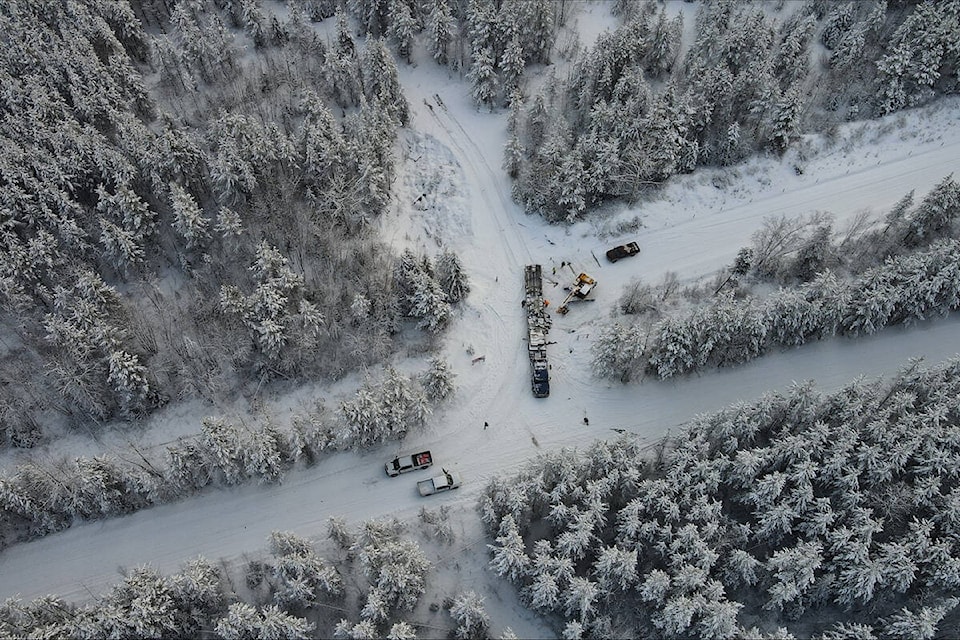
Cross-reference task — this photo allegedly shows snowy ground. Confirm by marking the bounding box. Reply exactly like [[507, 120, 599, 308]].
[[6, 3, 960, 636]]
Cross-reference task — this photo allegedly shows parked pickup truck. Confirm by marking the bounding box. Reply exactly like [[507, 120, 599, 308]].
[[417, 469, 461, 496], [385, 451, 433, 477], [605, 241, 640, 263]]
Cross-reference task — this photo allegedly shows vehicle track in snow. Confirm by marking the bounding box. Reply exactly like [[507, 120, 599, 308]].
[[412, 92, 541, 444], [422, 95, 531, 269]]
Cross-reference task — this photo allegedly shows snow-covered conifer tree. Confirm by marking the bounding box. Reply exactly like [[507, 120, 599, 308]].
[[216, 602, 313, 639], [875, 42, 911, 116], [525, 0, 555, 64], [591, 322, 647, 381], [168, 182, 209, 249], [768, 88, 803, 154], [829, 26, 866, 72], [766, 288, 821, 347], [647, 317, 697, 379], [360, 586, 389, 624], [904, 175, 960, 246], [164, 439, 213, 494], [467, 47, 498, 108], [350, 0, 391, 37], [170, 557, 222, 618], [420, 356, 455, 401], [499, 31, 525, 102], [107, 349, 151, 416], [593, 545, 638, 592], [524, 569, 560, 612], [428, 0, 455, 66], [219, 242, 308, 362], [722, 548, 761, 588], [245, 425, 289, 483], [362, 39, 410, 125], [407, 272, 451, 332], [236, 0, 268, 47], [340, 367, 429, 447], [639, 569, 671, 604], [435, 250, 470, 303], [488, 514, 530, 582], [387, 621, 417, 640], [334, 618, 378, 639], [720, 122, 741, 166], [504, 128, 525, 178], [215, 206, 243, 244], [450, 591, 490, 640], [653, 593, 696, 637], [200, 418, 246, 485], [391, 2, 416, 64], [880, 599, 958, 640], [698, 599, 743, 640], [765, 541, 823, 610], [99, 217, 144, 273], [351, 519, 431, 613], [326, 10, 364, 107]]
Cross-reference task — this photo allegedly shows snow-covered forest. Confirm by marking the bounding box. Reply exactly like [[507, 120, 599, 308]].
[[483, 358, 960, 638], [0, 0, 464, 445], [4, 0, 960, 637]]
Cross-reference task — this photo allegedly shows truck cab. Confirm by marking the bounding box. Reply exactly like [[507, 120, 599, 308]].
[[532, 360, 550, 398]]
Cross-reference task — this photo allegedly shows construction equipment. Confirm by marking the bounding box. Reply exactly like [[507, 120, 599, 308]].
[[556, 273, 597, 314]]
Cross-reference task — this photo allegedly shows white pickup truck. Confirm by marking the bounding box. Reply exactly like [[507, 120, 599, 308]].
[[385, 451, 433, 477], [417, 469, 461, 496]]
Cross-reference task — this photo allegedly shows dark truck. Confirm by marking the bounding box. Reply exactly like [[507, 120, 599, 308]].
[[531, 357, 550, 398], [385, 451, 433, 477], [605, 241, 640, 263]]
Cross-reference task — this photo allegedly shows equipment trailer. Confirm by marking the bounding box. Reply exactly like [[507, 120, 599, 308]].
[[524, 265, 552, 397]]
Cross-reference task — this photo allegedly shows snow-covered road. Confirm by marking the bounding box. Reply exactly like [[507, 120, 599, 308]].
[[3, 313, 960, 603], [3, 70, 960, 604]]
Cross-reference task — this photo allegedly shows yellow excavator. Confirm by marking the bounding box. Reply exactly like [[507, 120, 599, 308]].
[[556, 272, 597, 314]]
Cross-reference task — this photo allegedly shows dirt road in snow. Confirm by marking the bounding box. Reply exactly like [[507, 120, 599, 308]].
[[3, 82, 960, 604]]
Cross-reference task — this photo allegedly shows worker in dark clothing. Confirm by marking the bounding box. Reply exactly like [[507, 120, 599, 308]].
[[484, 422, 489, 429], [583, 417, 590, 425]]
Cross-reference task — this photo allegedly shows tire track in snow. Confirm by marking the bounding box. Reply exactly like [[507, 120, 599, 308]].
[[432, 100, 533, 264], [422, 98, 555, 450], [636, 138, 960, 287], [416, 97, 536, 436], [694, 141, 960, 234], [423, 98, 531, 268]]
